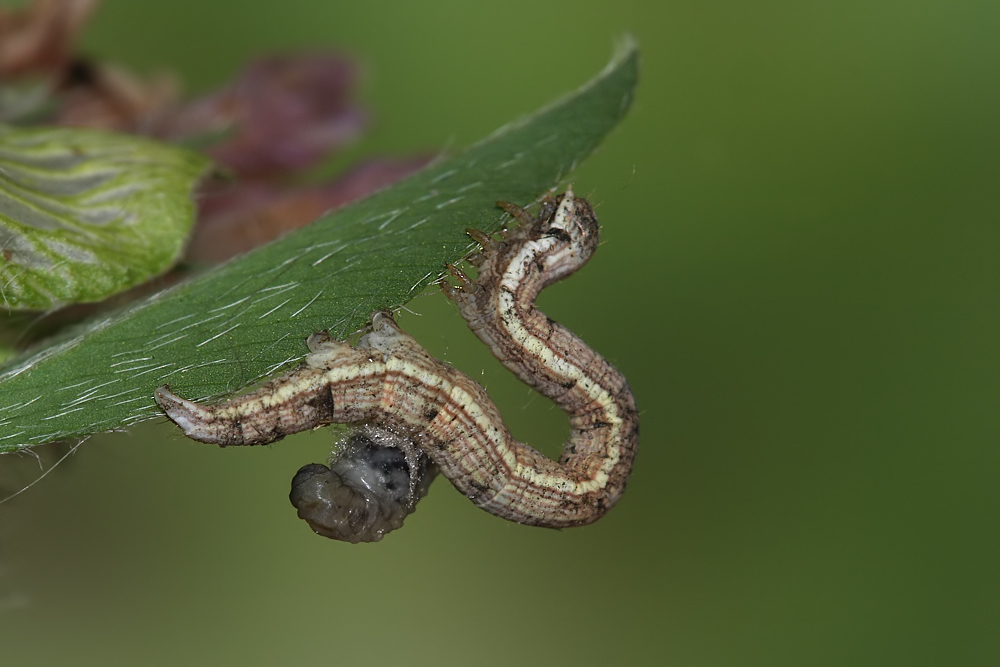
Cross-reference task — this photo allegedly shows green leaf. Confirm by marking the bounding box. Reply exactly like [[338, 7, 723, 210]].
[[0, 39, 638, 453], [0, 124, 211, 310]]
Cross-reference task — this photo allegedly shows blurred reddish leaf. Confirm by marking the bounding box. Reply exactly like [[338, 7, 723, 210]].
[[198, 54, 366, 177], [52, 61, 180, 132], [0, 0, 98, 76]]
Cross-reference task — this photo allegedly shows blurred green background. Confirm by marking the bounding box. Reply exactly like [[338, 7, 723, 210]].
[[2, 0, 999, 665]]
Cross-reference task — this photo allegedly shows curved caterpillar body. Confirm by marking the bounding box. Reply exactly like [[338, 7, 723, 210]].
[[155, 189, 639, 535], [289, 425, 437, 543]]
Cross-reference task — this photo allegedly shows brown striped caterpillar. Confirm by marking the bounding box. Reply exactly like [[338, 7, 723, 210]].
[[155, 189, 639, 540]]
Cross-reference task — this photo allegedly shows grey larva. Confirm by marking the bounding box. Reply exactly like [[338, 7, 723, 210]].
[[289, 424, 437, 543]]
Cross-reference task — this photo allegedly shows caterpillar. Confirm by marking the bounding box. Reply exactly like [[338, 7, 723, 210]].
[[155, 189, 639, 540]]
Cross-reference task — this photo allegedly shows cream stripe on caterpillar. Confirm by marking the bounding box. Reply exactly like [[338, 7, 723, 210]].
[[155, 190, 639, 530], [441, 188, 638, 523]]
